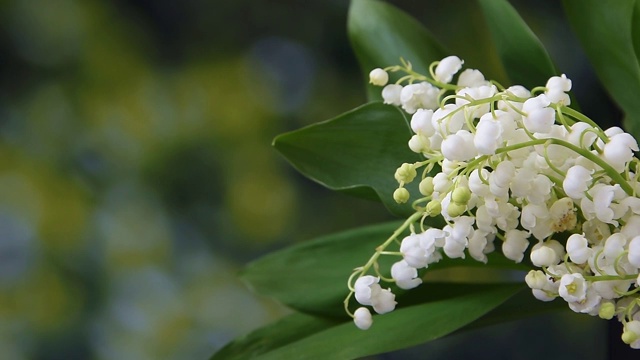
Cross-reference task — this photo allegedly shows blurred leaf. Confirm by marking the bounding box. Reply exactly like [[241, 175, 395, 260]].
[[634, 1, 640, 63], [211, 313, 341, 360], [242, 220, 530, 318], [213, 283, 524, 360], [273, 102, 421, 217], [348, 0, 447, 100], [478, 0, 556, 89], [564, 0, 640, 138], [212, 284, 567, 360]]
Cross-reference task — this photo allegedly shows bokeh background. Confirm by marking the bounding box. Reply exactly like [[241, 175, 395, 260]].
[[0, 0, 619, 359]]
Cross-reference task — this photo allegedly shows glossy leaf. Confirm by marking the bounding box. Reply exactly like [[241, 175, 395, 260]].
[[273, 102, 421, 217], [564, 0, 640, 139], [214, 284, 524, 360], [211, 284, 566, 360], [211, 313, 341, 360], [242, 220, 530, 317], [348, 0, 447, 100], [478, 0, 556, 89]]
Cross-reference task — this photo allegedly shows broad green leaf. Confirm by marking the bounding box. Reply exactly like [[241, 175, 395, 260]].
[[212, 285, 565, 360], [348, 0, 447, 100], [273, 102, 421, 217], [478, 0, 556, 89], [215, 284, 522, 360], [242, 220, 530, 318], [211, 313, 341, 360], [563, 0, 640, 139]]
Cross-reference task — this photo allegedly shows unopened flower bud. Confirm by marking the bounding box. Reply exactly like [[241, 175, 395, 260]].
[[354, 307, 373, 330], [622, 321, 640, 344], [369, 68, 389, 87], [451, 187, 471, 204], [393, 188, 410, 204], [447, 202, 467, 218], [525, 270, 548, 290], [419, 177, 434, 196], [395, 163, 417, 184], [426, 200, 441, 216], [598, 302, 615, 320]]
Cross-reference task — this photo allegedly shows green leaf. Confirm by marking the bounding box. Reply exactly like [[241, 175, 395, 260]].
[[211, 284, 566, 360], [633, 0, 640, 63], [242, 220, 530, 318], [563, 0, 640, 139], [478, 0, 556, 89], [348, 0, 447, 101], [214, 284, 525, 360], [273, 102, 421, 217], [211, 313, 341, 360]]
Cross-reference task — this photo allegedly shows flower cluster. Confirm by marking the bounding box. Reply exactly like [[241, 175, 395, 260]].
[[346, 56, 640, 348]]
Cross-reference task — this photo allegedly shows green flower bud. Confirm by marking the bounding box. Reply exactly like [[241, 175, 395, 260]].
[[598, 302, 615, 320], [395, 163, 417, 184], [425, 200, 441, 216], [393, 187, 410, 204], [451, 187, 471, 204], [622, 329, 638, 345], [447, 202, 467, 218], [419, 177, 434, 196]]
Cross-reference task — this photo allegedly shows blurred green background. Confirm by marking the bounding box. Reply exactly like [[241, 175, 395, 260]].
[[0, 0, 614, 359]]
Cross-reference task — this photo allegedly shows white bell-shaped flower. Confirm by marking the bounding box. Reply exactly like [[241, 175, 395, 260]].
[[468, 229, 494, 263], [520, 203, 552, 240], [563, 165, 593, 199], [456, 85, 496, 119], [622, 215, 640, 238], [469, 169, 491, 197], [400, 82, 439, 114], [545, 74, 572, 105], [400, 234, 429, 268], [474, 113, 503, 155], [559, 273, 588, 303], [432, 104, 465, 136], [434, 55, 463, 83], [433, 172, 452, 193], [567, 122, 598, 148], [353, 307, 373, 330], [592, 277, 632, 299], [391, 260, 422, 289], [442, 216, 474, 259], [502, 229, 530, 263], [603, 132, 639, 173], [530, 240, 564, 267], [441, 130, 477, 161], [457, 68, 486, 87], [523, 94, 555, 134], [410, 109, 436, 136], [354, 276, 381, 306], [593, 185, 621, 225], [498, 85, 531, 114], [568, 287, 601, 314], [628, 236, 640, 268], [371, 288, 396, 314], [603, 233, 627, 262], [382, 84, 403, 106], [566, 233, 592, 264]]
